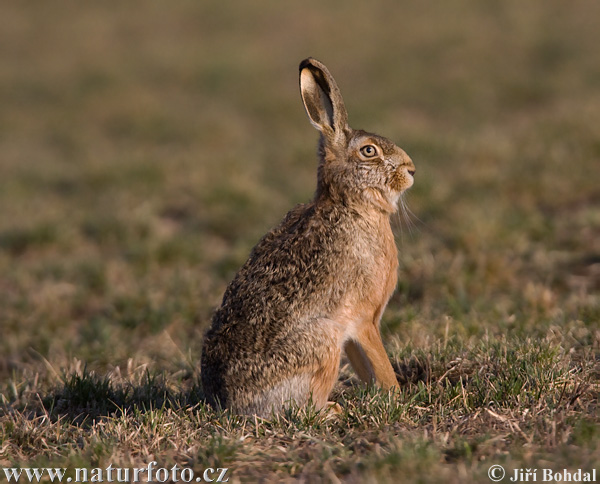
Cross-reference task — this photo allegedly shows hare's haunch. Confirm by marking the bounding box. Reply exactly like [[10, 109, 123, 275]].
[[201, 58, 415, 417]]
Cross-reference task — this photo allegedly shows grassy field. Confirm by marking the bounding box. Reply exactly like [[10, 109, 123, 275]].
[[1, 1, 599, 482]]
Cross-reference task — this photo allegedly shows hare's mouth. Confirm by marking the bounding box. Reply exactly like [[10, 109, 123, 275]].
[[393, 167, 414, 192], [406, 170, 415, 189]]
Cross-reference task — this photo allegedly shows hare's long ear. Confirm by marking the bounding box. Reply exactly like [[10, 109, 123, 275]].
[[299, 58, 349, 145]]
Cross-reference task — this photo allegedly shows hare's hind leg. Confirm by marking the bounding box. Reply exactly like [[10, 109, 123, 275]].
[[236, 374, 313, 417], [309, 344, 342, 410]]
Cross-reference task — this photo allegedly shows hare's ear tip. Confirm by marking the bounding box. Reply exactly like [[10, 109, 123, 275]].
[[299, 58, 313, 71], [299, 57, 321, 71]]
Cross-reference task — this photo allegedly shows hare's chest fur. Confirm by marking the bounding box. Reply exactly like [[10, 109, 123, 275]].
[[329, 214, 398, 344]]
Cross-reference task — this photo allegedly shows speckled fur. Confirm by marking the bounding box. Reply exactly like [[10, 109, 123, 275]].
[[201, 58, 416, 417]]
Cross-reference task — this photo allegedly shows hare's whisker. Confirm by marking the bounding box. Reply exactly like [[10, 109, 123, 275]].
[[398, 193, 416, 237]]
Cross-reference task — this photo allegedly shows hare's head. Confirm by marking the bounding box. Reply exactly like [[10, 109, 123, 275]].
[[300, 58, 415, 213]]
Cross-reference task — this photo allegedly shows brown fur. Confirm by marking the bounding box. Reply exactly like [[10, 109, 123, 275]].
[[201, 58, 415, 417]]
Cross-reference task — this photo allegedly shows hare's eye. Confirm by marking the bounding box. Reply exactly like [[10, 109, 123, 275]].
[[360, 145, 378, 158]]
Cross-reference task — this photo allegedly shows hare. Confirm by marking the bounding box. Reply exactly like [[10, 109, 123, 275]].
[[201, 58, 415, 417]]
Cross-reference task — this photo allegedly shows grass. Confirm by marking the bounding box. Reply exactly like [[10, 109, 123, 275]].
[[1, 1, 599, 482]]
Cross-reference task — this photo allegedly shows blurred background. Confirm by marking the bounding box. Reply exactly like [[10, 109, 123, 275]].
[[1, 1, 598, 379]]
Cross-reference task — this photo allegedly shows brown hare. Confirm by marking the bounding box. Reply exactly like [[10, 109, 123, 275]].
[[201, 58, 415, 417]]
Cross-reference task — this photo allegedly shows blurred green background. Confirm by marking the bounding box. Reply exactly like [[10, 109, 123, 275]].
[[1, 1, 598, 383]]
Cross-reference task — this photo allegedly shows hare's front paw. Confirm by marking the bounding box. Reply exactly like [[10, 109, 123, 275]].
[[324, 401, 342, 419]]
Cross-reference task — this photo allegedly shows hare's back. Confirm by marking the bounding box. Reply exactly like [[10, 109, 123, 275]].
[[213, 203, 355, 333]]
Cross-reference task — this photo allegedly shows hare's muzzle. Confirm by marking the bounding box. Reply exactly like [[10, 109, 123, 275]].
[[399, 162, 416, 191]]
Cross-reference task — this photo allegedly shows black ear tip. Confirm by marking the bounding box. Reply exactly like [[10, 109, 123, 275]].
[[299, 57, 319, 71]]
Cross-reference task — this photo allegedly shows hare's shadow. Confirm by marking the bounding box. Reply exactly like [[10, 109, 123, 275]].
[[24, 369, 208, 426]]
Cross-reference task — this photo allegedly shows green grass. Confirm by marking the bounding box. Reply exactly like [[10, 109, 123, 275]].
[[1, 1, 599, 482]]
